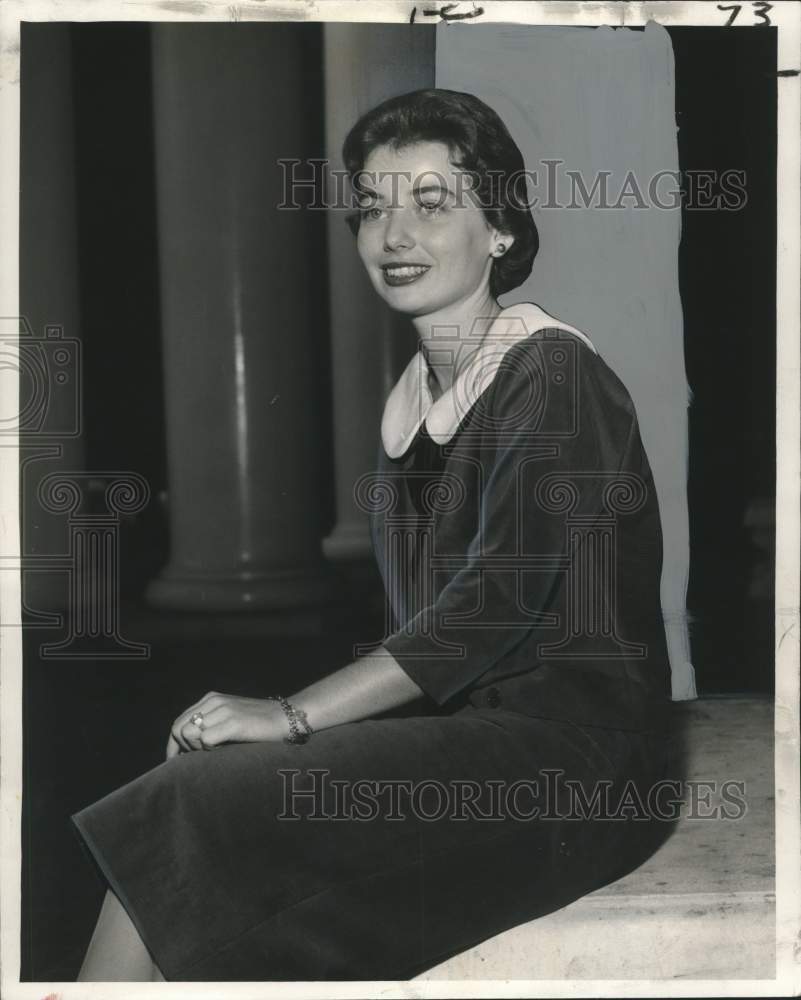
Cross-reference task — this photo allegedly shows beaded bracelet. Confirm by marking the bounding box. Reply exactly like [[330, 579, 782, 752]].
[[266, 695, 314, 745]]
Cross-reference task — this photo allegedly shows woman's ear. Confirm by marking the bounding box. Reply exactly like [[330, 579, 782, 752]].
[[490, 231, 515, 258]]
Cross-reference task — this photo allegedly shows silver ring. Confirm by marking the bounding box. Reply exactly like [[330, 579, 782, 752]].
[[190, 712, 205, 731]]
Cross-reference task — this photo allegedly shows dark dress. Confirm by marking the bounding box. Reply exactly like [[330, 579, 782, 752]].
[[71, 328, 671, 982]]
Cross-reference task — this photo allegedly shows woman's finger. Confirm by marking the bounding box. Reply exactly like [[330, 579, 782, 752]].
[[189, 705, 235, 750], [199, 716, 239, 750], [170, 717, 193, 754], [166, 732, 182, 760], [175, 692, 223, 729], [180, 719, 205, 752], [193, 704, 229, 732], [169, 692, 227, 753], [181, 701, 230, 747]]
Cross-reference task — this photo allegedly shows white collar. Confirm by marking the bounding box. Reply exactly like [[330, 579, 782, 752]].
[[380, 302, 598, 459]]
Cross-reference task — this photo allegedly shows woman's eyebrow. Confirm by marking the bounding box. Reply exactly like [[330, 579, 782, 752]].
[[413, 182, 456, 198], [355, 183, 380, 201], [354, 181, 456, 204]]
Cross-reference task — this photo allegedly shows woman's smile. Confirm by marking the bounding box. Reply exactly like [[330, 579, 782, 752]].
[[381, 263, 432, 286]]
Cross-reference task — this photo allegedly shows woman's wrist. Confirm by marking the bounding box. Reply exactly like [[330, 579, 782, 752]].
[[284, 649, 423, 735], [258, 698, 290, 742], [265, 695, 315, 744]]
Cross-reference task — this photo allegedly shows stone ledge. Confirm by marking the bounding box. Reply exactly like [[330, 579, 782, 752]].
[[420, 889, 774, 980]]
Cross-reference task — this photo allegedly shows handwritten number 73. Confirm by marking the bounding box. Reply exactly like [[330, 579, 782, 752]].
[[717, 2, 773, 26]]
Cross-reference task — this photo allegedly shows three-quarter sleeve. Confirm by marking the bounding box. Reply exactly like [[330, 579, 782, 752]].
[[380, 337, 638, 706]]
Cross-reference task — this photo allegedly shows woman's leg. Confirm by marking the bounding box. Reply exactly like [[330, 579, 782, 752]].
[[73, 712, 661, 980], [78, 889, 165, 982]]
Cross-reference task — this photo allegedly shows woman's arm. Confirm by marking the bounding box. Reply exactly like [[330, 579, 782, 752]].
[[288, 645, 425, 731], [167, 646, 425, 756]]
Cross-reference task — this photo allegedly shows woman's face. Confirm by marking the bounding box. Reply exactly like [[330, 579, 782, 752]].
[[355, 141, 504, 317]]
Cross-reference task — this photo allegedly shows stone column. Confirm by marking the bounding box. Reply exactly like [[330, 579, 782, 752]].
[[322, 24, 433, 562], [146, 24, 335, 611]]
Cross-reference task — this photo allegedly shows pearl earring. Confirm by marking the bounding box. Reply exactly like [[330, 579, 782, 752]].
[[494, 243, 506, 257]]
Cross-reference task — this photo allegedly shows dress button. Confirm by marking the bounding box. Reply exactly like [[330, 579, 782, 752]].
[[486, 686, 501, 708]]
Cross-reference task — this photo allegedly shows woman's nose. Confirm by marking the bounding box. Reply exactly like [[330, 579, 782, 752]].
[[383, 209, 415, 252]]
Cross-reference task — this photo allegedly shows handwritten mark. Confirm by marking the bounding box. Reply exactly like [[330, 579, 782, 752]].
[[410, 2, 485, 24], [717, 2, 772, 26], [778, 622, 797, 650]]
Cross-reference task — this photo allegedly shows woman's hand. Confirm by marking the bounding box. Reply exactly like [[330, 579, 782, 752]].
[[166, 692, 287, 759]]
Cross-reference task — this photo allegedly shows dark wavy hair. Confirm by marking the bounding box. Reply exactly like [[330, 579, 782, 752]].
[[341, 88, 539, 299]]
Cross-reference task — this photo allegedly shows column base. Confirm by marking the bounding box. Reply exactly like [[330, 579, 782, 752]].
[[145, 565, 339, 612]]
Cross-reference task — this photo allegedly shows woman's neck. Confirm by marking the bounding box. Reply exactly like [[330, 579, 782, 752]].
[[413, 291, 503, 398]]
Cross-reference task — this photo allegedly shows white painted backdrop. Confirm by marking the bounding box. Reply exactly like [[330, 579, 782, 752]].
[[437, 22, 697, 699]]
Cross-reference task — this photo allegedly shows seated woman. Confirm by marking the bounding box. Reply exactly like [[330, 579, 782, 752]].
[[72, 88, 672, 982]]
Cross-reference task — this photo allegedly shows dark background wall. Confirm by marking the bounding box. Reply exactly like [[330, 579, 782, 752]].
[[70, 24, 168, 597], [668, 26, 776, 695], [19, 22, 776, 981]]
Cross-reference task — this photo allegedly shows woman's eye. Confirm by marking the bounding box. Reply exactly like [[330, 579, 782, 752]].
[[360, 206, 384, 221]]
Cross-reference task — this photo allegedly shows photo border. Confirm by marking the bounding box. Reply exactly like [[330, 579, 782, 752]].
[[1, 2, 798, 997]]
